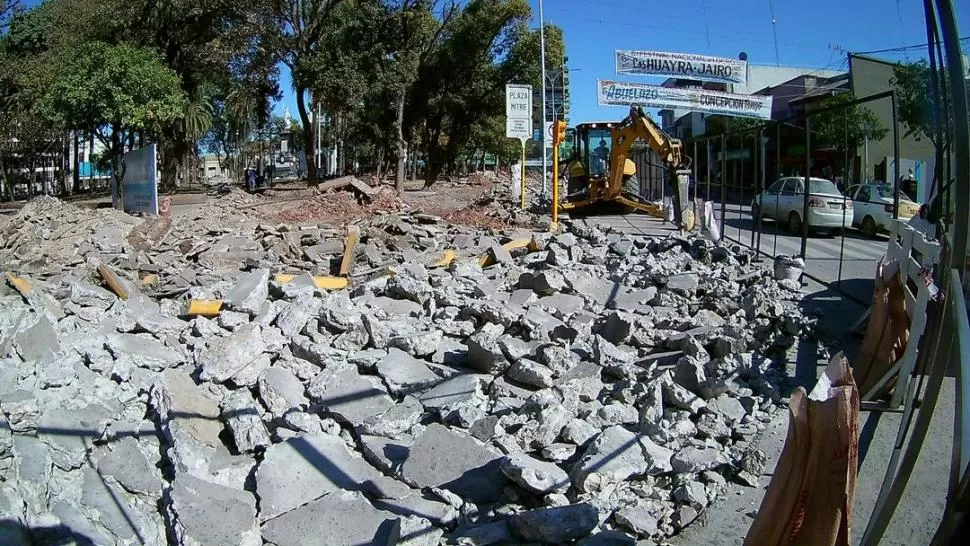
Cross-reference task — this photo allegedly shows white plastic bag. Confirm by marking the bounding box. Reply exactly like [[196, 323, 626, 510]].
[[704, 201, 721, 242]]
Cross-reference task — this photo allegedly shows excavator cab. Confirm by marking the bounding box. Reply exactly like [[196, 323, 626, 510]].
[[564, 122, 640, 205]]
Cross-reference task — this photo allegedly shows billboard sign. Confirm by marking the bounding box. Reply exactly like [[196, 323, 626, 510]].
[[597, 80, 773, 120], [121, 144, 159, 215], [616, 50, 747, 85]]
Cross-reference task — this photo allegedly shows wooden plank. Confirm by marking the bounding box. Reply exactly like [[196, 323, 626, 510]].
[[184, 299, 222, 316], [317, 175, 356, 192], [97, 264, 129, 300], [339, 226, 361, 277]]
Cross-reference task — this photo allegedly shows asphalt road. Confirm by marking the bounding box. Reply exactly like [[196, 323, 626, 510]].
[[717, 203, 890, 305]]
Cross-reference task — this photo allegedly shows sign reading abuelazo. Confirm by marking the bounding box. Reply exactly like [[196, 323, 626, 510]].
[[616, 50, 747, 85]]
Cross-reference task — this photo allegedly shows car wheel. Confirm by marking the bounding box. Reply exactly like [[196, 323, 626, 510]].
[[788, 211, 802, 234], [862, 216, 878, 238]]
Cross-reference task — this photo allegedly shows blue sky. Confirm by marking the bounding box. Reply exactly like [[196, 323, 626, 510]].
[[274, 0, 969, 124]]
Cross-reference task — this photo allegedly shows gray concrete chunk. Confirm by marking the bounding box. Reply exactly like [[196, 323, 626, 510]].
[[225, 268, 269, 315], [376, 348, 441, 396], [314, 366, 395, 427], [196, 324, 265, 384], [260, 491, 397, 546], [361, 395, 425, 437], [671, 446, 730, 473], [500, 453, 570, 494], [107, 333, 183, 371], [222, 389, 271, 453], [257, 366, 309, 417], [570, 425, 667, 493], [512, 503, 598, 543], [97, 436, 163, 497], [400, 423, 506, 503], [507, 359, 555, 389], [256, 433, 385, 521], [168, 474, 259, 546], [419, 373, 487, 414]]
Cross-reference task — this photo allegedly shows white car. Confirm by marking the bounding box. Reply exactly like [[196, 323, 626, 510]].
[[751, 177, 854, 234], [846, 182, 920, 237]]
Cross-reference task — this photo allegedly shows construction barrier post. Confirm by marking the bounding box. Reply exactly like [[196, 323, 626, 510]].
[[552, 140, 559, 228], [520, 140, 527, 210]]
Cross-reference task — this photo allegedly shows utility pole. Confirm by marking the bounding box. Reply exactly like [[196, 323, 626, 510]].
[[539, 0, 548, 196]]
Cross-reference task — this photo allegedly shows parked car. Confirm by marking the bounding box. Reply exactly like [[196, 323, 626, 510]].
[[751, 176, 854, 234], [846, 182, 920, 237]]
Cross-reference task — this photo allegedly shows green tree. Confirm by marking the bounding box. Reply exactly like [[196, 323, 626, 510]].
[[273, 0, 347, 184], [811, 92, 887, 155], [37, 41, 185, 202], [891, 59, 952, 150], [409, 0, 530, 187]]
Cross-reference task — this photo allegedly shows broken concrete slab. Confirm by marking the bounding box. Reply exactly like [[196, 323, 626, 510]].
[[225, 268, 270, 315], [106, 333, 183, 371], [151, 369, 254, 490], [167, 474, 260, 546], [257, 366, 309, 417], [570, 426, 669, 493], [256, 432, 384, 521], [196, 323, 266, 385], [313, 365, 396, 427], [511, 503, 598, 543], [260, 490, 397, 546], [507, 359, 555, 389], [361, 395, 425, 437], [376, 348, 441, 396], [671, 445, 730, 473], [500, 453, 570, 494], [222, 388, 271, 453], [399, 423, 506, 503], [97, 436, 163, 497]]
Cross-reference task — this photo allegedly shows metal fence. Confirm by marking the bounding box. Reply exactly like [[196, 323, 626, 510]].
[[679, 91, 904, 306]]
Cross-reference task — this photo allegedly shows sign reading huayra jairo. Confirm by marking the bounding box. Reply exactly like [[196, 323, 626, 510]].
[[616, 50, 747, 85]]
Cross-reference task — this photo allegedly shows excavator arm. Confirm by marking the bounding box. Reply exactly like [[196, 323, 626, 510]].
[[607, 106, 692, 228]]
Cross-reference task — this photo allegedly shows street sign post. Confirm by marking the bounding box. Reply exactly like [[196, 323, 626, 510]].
[[506, 83, 533, 209]]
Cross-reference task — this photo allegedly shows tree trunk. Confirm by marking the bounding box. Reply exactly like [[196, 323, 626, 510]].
[[110, 124, 124, 209], [376, 147, 384, 180], [394, 92, 407, 194], [295, 87, 317, 184], [72, 132, 80, 194], [61, 133, 71, 196]]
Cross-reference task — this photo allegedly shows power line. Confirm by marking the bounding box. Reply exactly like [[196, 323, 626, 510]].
[[853, 36, 970, 55]]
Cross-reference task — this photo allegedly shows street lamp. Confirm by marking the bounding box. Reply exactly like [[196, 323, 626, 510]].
[[539, 0, 548, 196], [862, 121, 872, 183]]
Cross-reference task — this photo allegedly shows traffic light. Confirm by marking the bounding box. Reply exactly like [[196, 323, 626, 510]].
[[552, 120, 568, 146]]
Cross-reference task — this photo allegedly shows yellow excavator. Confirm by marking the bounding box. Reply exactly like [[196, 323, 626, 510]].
[[560, 105, 693, 229]]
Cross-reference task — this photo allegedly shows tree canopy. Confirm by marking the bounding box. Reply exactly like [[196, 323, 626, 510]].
[[1, 0, 565, 196]]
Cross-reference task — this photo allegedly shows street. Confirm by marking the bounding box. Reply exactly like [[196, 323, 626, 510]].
[[719, 203, 889, 304]]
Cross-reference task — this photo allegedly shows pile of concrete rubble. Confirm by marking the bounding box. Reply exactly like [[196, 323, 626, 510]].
[[0, 193, 821, 545]]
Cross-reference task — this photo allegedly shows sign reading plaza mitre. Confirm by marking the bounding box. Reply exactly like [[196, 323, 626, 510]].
[[505, 83, 533, 142], [121, 143, 159, 215], [616, 50, 747, 85], [597, 80, 773, 120]]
